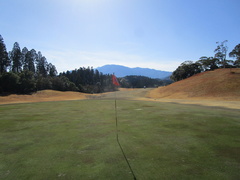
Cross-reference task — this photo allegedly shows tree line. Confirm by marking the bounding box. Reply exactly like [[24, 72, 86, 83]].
[[59, 68, 116, 93], [171, 41, 240, 81], [0, 35, 115, 94], [119, 75, 172, 88], [1, 34, 174, 95]]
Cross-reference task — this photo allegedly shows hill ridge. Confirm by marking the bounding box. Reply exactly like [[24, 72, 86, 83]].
[[148, 68, 240, 100], [96, 64, 172, 79]]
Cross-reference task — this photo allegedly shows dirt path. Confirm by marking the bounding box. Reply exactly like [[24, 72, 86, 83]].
[[1, 88, 240, 109]]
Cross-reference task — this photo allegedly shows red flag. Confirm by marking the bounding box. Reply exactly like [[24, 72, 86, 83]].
[[112, 74, 120, 86]]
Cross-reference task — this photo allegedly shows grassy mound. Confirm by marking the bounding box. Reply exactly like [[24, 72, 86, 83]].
[[0, 90, 88, 105], [148, 68, 240, 100]]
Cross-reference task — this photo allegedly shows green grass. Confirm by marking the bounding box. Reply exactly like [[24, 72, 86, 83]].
[[0, 100, 240, 179]]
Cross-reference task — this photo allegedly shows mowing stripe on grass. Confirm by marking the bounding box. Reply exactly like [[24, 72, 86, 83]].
[[114, 93, 137, 180]]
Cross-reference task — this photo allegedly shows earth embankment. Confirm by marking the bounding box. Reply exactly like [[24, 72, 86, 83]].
[[0, 90, 88, 105], [147, 68, 240, 101]]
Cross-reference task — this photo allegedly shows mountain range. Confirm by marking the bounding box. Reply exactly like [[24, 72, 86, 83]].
[[96, 64, 172, 79]]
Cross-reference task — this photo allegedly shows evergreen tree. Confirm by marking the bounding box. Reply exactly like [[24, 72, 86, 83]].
[[18, 70, 36, 93], [0, 35, 10, 74], [94, 69, 101, 83], [21, 47, 28, 69], [24, 49, 37, 73], [48, 63, 57, 77], [36, 51, 48, 77], [0, 72, 19, 93], [10, 42, 22, 73]]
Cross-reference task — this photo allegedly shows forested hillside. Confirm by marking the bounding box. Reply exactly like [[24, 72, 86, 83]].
[[59, 68, 115, 93], [119, 75, 172, 88], [1, 35, 168, 94], [0, 35, 115, 94]]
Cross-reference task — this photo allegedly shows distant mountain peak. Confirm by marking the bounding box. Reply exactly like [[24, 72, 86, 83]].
[[96, 64, 172, 79]]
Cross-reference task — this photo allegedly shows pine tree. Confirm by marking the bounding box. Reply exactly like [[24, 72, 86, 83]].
[[10, 42, 22, 73], [0, 35, 10, 74], [21, 47, 28, 67], [48, 63, 57, 77], [24, 49, 37, 73], [36, 51, 48, 77]]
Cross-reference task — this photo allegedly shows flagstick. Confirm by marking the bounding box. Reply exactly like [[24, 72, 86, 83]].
[[113, 83, 137, 180], [115, 91, 119, 141]]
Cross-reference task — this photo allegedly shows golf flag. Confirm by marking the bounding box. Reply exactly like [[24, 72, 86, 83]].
[[112, 74, 120, 86]]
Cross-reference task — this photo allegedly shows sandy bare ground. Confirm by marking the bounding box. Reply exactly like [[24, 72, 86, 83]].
[[1, 88, 240, 110]]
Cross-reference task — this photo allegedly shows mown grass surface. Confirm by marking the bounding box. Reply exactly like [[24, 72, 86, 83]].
[[0, 100, 240, 179]]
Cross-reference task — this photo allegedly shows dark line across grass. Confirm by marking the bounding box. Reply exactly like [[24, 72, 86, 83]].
[[0, 100, 240, 179]]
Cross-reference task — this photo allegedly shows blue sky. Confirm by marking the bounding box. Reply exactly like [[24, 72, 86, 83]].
[[1, 0, 240, 72]]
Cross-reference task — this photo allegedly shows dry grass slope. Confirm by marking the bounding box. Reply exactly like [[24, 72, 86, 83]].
[[148, 68, 240, 100], [0, 90, 88, 104]]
